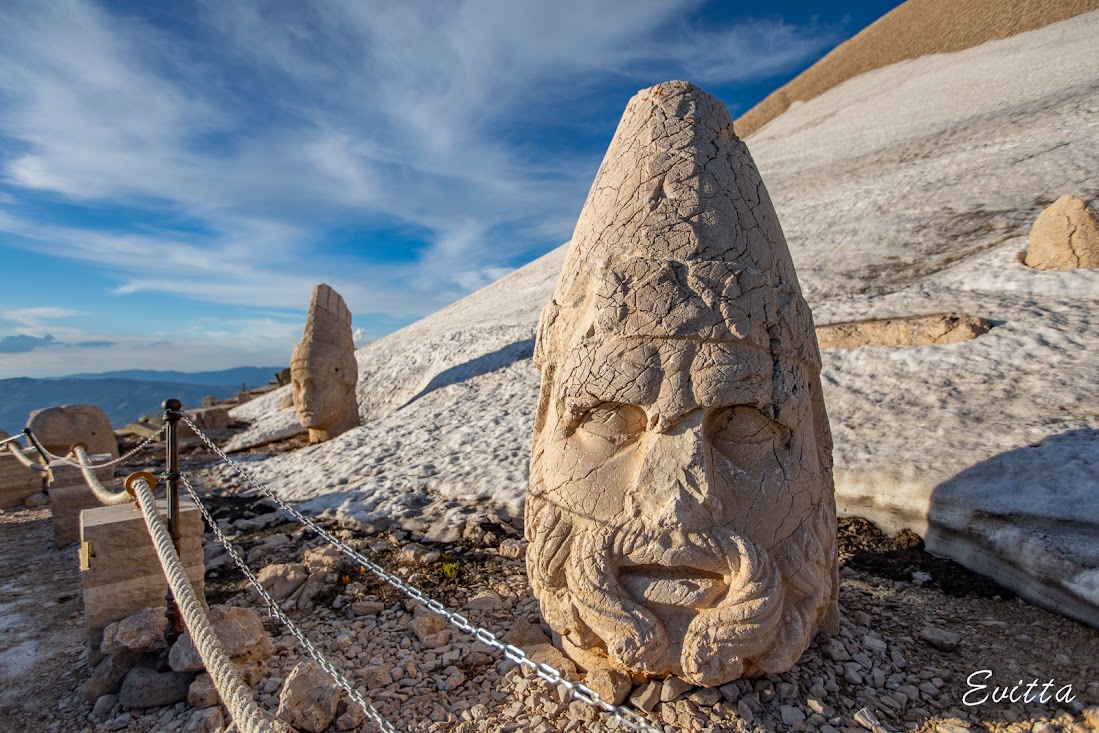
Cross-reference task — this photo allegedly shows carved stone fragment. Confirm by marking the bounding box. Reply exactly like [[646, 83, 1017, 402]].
[[26, 403, 118, 459], [1025, 194, 1099, 270], [526, 81, 838, 686], [290, 284, 359, 443]]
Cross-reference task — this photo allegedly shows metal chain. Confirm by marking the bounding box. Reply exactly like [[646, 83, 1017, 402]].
[[180, 472, 397, 733], [28, 425, 167, 468], [181, 416, 662, 733]]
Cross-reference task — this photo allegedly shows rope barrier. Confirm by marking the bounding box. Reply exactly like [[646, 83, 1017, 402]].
[[130, 475, 286, 733], [5, 442, 48, 473], [25, 426, 167, 469], [180, 472, 396, 733], [180, 416, 663, 733], [71, 445, 132, 506]]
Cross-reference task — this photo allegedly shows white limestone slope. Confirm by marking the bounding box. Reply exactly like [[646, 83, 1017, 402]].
[[227, 12, 1099, 628]]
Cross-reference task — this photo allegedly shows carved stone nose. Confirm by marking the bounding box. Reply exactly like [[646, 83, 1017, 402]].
[[633, 416, 720, 530]]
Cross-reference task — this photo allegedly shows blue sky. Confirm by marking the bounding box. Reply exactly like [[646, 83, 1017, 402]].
[[0, 0, 900, 379]]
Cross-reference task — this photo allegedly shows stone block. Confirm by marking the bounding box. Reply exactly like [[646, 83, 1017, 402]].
[[47, 457, 115, 548], [80, 498, 205, 665], [0, 449, 45, 510]]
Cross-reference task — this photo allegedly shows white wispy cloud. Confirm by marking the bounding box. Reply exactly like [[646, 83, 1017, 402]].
[[0, 0, 840, 318]]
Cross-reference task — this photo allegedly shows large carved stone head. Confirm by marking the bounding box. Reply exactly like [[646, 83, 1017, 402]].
[[527, 82, 838, 686], [290, 284, 359, 443]]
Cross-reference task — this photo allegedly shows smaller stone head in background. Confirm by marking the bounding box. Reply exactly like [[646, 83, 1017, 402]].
[[290, 284, 359, 443]]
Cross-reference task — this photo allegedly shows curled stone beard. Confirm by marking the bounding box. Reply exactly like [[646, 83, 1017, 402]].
[[527, 483, 836, 686]]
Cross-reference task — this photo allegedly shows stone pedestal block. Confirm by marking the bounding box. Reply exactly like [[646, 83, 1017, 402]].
[[0, 448, 45, 509], [80, 498, 206, 664], [47, 457, 114, 548]]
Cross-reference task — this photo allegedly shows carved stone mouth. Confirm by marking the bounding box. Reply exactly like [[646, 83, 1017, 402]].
[[619, 565, 727, 608]]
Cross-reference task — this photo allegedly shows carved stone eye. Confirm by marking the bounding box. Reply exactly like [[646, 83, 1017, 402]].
[[708, 405, 784, 447], [577, 403, 647, 446]]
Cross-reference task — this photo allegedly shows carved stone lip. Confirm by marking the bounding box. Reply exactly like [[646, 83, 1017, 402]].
[[619, 564, 728, 609], [617, 539, 728, 574]]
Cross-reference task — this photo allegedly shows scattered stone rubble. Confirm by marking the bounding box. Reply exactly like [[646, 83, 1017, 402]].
[[2, 485, 1097, 733], [63, 473, 1095, 733]]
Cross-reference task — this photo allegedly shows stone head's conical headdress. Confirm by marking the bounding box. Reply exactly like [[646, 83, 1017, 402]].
[[535, 81, 819, 375], [292, 283, 356, 378]]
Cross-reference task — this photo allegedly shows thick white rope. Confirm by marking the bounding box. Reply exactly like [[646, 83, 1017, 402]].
[[5, 442, 48, 473], [71, 445, 132, 506], [181, 416, 662, 733], [130, 477, 285, 733], [180, 472, 396, 733]]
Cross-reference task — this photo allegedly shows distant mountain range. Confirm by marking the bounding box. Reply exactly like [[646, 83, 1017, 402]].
[[0, 367, 285, 436], [51, 367, 285, 388]]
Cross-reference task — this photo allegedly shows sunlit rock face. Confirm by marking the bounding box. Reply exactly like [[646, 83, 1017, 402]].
[[291, 284, 359, 443], [526, 81, 838, 686]]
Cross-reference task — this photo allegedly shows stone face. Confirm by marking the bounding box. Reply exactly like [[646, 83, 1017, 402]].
[[526, 81, 838, 686], [1025, 194, 1099, 270], [291, 283, 360, 443], [277, 661, 342, 733], [26, 403, 119, 459]]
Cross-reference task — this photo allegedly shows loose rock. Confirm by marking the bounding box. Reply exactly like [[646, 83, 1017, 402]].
[[277, 661, 342, 733], [101, 607, 169, 655]]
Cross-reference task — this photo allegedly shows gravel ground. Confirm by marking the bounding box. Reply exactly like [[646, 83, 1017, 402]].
[[1, 446, 1096, 733]]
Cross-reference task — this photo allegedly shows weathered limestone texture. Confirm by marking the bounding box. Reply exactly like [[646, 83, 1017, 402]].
[[1024, 194, 1099, 270], [290, 284, 359, 443], [80, 498, 205, 665], [48, 457, 114, 548], [815, 312, 992, 349], [26, 403, 119, 460], [0, 444, 44, 510], [527, 81, 838, 686]]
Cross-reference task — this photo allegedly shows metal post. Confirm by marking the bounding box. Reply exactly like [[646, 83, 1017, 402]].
[[163, 399, 182, 552], [22, 428, 53, 488], [22, 428, 51, 468], [163, 398, 183, 641]]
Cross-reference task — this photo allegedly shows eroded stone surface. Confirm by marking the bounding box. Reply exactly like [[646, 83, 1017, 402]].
[[291, 284, 359, 443], [815, 313, 992, 349], [26, 404, 119, 459], [100, 607, 168, 655], [169, 605, 274, 672], [527, 81, 838, 686], [277, 661, 342, 733], [1025, 194, 1099, 270]]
